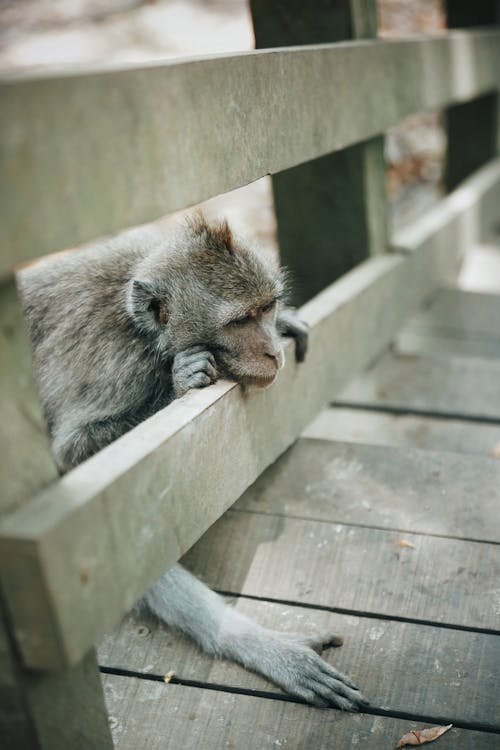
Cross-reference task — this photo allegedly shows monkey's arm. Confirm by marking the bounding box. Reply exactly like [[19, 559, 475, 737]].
[[276, 307, 309, 362], [143, 565, 368, 711], [52, 412, 142, 474]]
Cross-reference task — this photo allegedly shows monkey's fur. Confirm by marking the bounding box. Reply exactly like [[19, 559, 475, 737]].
[[18, 217, 367, 711]]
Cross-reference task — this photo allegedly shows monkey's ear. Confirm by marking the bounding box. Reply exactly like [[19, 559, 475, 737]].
[[127, 279, 169, 334]]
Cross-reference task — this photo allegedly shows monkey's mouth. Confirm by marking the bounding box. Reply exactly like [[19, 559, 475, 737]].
[[242, 373, 278, 390]]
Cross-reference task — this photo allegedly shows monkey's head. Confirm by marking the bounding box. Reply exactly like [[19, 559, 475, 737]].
[[127, 217, 286, 389]]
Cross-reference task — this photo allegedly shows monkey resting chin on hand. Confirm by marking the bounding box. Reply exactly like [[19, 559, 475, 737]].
[[18, 216, 368, 711]]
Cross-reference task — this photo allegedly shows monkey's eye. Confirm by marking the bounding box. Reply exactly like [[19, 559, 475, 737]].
[[261, 299, 277, 314], [231, 314, 252, 326]]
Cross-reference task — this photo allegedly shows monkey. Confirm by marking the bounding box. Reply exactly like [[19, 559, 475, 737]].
[[18, 216, 367, 711]]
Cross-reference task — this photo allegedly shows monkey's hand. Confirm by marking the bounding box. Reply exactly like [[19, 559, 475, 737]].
[[276, 307, 309, 363], [223, 625, 369, 711], [172, 345, 217, 399]]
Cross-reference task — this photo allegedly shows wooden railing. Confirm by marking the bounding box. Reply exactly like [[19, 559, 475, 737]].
[[1, 2, 499, 748]]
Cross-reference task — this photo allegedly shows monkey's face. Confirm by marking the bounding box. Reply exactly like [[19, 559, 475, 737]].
[[212, 299, 285, 389]]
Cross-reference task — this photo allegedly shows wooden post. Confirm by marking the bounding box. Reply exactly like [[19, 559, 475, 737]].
[[0, 280, 114, 749], [445, 2, 500, 193], [250, 0, 387, 304]]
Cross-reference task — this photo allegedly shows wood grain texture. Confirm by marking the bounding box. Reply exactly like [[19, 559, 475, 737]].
[[234, 438, 500, 542], [102, 676, 500, 750], [339, 351, 500, 420], [303, 407, 500, 455], [415, 288, 500, 339], [99, 598, 500, 728], [1, 29, 500, 275], [182, 511, 500, 630], [0, 282, 57, 515]]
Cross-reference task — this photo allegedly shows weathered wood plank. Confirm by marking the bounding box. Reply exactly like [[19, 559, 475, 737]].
[[0, 240, 453, 670], [0, 282, 57, 515], [2, 29, 500, 275], [338, 351, 500, 420], [182, 511, 500, 630], [303, 407, 500, 455], [403, 287, 500, 340], [99, 599, 500, 728], [234, 439, 500, 542], [396, 330, 500, 359], [391, 158, 500, 258], [103, 676, 500, 750]]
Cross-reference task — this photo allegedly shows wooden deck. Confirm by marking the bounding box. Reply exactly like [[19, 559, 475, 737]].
[[99, 283, 500, 749]]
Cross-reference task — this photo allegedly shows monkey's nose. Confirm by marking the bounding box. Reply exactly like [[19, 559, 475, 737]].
[[266, 351, 284, 370]]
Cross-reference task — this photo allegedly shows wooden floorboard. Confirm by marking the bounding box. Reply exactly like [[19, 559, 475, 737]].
[[180, 511, 500, 631], [234, 439, 500, 543], [338, 351, 500, 420], [103, 676, 499, 750], [409, 288, 500, 340], [303, 407, 500, 455], [99, 598, 499, 728]]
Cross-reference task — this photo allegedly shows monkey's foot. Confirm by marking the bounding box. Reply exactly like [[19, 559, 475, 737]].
[[172, 345, 217, 398]]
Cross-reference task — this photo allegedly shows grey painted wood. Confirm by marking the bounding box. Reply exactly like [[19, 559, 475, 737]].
[[0, 241, 454, 670], [303, 406, 500, 455], [0, 281, 57, 515], [403, 287, 500, 340], [0, 283, 113, 748], [445, 5, 499, 193], [396, 329, 500, 359], [445, 93, 499, 192], [182, 511, 500, 630], [339, 350, 500, 420], [103, 676, 498, 750], [391, 159, 500, 259], [2, 29, 500, 276], [234, 439, 500, 542], [251, 0, 387, 304], [99, 599, 500, 728]]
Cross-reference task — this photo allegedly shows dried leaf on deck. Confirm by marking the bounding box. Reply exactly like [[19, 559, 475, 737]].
[[490, 442, 500, 459], [164, 670, 176, 683], [395, 539, 416, 550], [396, 724, 452, 747]]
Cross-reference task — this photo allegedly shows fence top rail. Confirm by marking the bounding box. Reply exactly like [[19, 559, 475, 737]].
[[1, 27, 499, 279]]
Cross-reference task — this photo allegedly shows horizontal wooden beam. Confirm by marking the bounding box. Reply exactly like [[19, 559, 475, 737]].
[[1, 28, 500, 278], [0, 160, 498, 670]]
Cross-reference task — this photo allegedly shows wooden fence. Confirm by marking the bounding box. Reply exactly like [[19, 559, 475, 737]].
[[1, 2, 499, 748]]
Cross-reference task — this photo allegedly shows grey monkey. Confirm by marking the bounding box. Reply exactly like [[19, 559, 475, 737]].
[[18, 216, 367, 711]]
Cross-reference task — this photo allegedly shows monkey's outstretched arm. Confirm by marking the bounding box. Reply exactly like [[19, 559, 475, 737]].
[[143, 565, 368, 711], [276, 307, 309, 362]]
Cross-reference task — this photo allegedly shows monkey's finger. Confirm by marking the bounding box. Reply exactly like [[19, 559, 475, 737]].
[[176, 359, 217, 382], [175, 350, 216, 369], [318, 659, 359, 690], [188, 372, 213, 389], [311, 670, 368, 707], [293, 330, 308, 362]]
